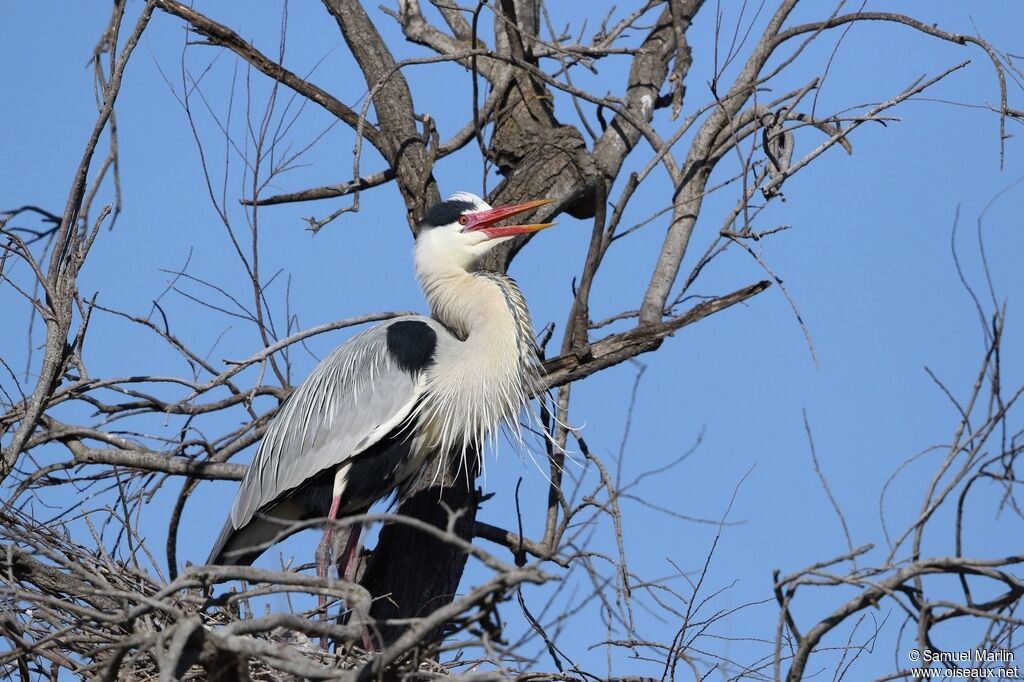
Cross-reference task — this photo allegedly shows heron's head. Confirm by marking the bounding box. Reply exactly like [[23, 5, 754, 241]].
[[415, 192, 555, 271]]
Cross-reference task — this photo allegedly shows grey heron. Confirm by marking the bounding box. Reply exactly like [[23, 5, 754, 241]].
[[207, 192, 555, 590]]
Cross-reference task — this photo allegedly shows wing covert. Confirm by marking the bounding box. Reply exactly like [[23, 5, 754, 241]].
[[229, 316, 439, 530]]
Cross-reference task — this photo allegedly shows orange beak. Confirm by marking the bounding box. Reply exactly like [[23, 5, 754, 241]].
[[461, 198, 557, 239]]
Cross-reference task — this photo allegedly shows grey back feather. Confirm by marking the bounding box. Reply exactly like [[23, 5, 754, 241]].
[[229, 316, 441, 531]]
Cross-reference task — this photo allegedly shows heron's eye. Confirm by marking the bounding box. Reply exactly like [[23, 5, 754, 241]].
[[457, 215, 469, 226]]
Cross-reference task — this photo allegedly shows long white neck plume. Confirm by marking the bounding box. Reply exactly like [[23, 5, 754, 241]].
[[413, 233, 543, 474]]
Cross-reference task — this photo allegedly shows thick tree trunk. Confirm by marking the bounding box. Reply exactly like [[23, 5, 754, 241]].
[[360, 462, 481, 646]]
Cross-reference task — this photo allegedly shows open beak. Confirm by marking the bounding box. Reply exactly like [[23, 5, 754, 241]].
[[461, 198, 556, 239]]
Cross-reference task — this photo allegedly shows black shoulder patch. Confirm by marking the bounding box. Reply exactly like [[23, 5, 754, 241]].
[[386, 320, 438, 374], [420, 198, 476, 230]]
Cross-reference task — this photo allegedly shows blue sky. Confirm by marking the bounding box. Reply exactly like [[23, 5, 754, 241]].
[[3, 1, 1022, 678]]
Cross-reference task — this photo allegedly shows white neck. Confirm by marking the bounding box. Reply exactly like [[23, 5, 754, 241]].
[[412, 232, 540, 460], [414, 231, 508, 338]]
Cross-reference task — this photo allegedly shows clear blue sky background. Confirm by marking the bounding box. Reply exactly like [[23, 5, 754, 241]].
[[2, 2, 1022, 678]]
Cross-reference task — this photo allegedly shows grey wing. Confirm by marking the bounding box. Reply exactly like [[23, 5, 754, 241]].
[[228, 316, 440, 534]]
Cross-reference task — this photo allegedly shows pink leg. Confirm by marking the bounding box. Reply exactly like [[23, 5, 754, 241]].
[[336, 524, 374, 651], [315, 495, 341, 649], [336, 524, 362, 582]]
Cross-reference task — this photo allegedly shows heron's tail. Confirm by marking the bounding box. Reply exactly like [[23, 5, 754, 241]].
[[207, 518, 259, 566], [207, 504, 303, 566]]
